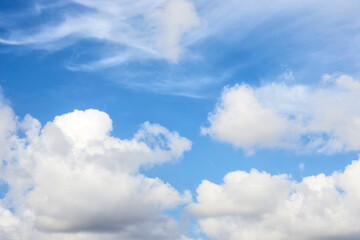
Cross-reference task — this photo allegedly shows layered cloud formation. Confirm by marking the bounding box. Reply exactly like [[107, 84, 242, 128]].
[[0, 94, 192, 240], [203, 74, 360, 154], [188, 158, 360, 239]]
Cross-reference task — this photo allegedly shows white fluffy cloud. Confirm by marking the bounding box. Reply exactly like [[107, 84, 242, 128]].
[[0, 0, 200, 67], [203, 74, 360, 154], [188, 158, 360, 240], [0, 98, 192, 239]]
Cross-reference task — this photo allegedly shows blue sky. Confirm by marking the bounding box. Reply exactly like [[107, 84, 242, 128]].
[[1, 1, 360, 239]]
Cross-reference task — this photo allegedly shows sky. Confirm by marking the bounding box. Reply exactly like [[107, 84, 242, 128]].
[[1, 0, 360, 239]]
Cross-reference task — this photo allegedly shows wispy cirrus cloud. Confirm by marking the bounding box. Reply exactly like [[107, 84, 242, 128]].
[[0, 0, 200, 65], [3, 0, 360, 62], [2, 0, 360, 97]]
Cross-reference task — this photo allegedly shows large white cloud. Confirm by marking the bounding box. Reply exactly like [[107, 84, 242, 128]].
[[0, 98, 192, 239], [188, 158, 360, 240], [203, 74, 360, 154]]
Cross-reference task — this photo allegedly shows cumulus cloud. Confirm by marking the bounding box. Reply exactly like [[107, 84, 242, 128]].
[[0, 0, 200, 66], [0, 96, 192, 239], [202, 74, 360, 154], [188, 158, 360, 240]]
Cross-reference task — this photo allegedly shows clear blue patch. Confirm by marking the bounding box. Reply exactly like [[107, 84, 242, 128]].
[[336, 186, 345, 195], [8, 207, 15, 214], [0, 183, 9, 199], [26, 186, 34, 193]]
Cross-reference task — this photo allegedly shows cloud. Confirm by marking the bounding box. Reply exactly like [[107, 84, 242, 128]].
[[0, 95, 192, 239], [202, 74, 360, 154], [148, 0, 200, 62], [2, 0, 359, 65], [188, 157, 360, 240], [0, 0, 200, 66], [198, 0, 360, 42]]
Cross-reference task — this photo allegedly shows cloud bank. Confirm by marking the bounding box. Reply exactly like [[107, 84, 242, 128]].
[[0, 95, 192, 239], [203, 74, 360, 154], [188, 158, 360, 240]]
